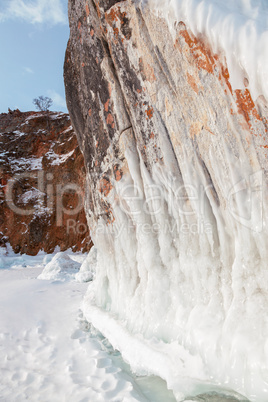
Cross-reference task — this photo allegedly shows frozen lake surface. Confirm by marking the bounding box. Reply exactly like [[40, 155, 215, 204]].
[[0, 249, 248, 401]]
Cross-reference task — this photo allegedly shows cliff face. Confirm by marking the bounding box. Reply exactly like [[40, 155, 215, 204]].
[[0, 109, 91, 255], [64, 0, 268, 399]]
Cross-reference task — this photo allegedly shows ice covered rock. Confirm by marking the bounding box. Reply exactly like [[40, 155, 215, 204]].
[[64, 0, 268, 400], [38, 252, 81, 281]]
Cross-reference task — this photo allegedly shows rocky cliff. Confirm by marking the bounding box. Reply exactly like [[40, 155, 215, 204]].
[[0, 109, 91, 255], [64, 1, 268, 400]]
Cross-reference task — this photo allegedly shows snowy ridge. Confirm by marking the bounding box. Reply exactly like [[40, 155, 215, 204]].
[[144, 0, 268, 101]]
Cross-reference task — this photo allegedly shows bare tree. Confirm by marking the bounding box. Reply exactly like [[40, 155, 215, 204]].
[[33, 96, 53, 131], [33, 96, 53, 112]]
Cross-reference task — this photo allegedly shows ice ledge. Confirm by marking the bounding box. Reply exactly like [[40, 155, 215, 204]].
[[82, 282, 249, 402]]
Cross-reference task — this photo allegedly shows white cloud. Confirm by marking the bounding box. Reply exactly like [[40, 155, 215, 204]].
[[24, 67, 34, 74], [0, 0, 67, 25], [48, 90, 67, 110]]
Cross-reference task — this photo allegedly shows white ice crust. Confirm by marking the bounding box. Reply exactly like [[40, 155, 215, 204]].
[[38, 251, 84, 281], [75, 246, 97, 283], [83, 128, 268, 400]]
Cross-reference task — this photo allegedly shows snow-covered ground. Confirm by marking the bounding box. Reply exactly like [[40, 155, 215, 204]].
[[0, 247, 177, 402]]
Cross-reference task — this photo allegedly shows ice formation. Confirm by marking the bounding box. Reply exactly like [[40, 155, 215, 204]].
[[83, 140, 268, 400], [146, 0, 268, 101], [38, 252, 83, 281], [64, 0, 268, 400], [75, 246, 97, 283]]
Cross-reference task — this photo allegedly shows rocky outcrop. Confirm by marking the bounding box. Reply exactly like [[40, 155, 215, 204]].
[[65, 0, 268, 228], [64, 0, 268, 400], [0, 109, 91, 255]]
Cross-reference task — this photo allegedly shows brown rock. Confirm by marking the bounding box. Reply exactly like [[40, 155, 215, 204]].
[[0, 111, 91, 255]]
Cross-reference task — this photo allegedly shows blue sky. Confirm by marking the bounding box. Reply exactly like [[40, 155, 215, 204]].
[[0, 0, 69, 113]]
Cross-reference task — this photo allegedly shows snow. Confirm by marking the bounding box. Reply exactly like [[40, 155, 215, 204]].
[[3, 147, 74, 173], [38, 252, 83, 281], [75, 246, 97, 283], [13, 130, 26, 138], [145, 0, 268, 101], [46, 149, 75, 165], [50, 112, 66, 120], [9, 157, 43, 172], [1, 145, 74, 175], [62, 126, 73, 135], [0, 248, 177, 402], [19, 188, 43, 204]]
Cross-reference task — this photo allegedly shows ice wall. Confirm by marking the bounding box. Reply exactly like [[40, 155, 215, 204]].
[[64, 0, 268, 400]]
